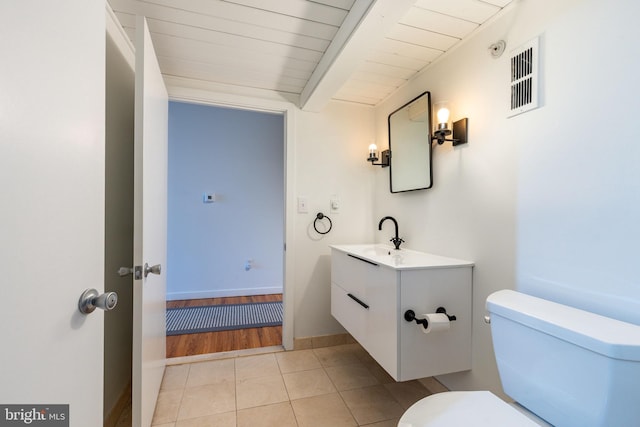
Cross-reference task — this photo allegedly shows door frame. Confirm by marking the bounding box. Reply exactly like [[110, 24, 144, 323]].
[[104, 7, 136, 426], [167, 91, 296, 350]]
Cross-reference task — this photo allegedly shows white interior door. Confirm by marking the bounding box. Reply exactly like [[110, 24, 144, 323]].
[[131, 16, 169, 427], [0, 1, 105, 425]]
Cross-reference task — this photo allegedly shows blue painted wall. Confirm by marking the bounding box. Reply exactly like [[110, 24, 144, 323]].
[[167, 101, 284, 299]]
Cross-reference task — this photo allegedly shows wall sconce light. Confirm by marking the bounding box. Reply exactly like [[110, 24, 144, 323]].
[[432, 103, 468, 146], [367, 143, 390, 167]]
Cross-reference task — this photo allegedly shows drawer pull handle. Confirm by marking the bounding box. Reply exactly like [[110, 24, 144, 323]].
[[347, 254, 378, 266], [347, 293, 369, 309]]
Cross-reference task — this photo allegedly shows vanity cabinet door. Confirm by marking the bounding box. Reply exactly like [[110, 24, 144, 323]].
[[397, 267, 473, 381]]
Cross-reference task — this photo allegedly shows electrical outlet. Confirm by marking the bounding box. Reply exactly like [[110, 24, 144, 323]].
[[203, 193, 217, 203]]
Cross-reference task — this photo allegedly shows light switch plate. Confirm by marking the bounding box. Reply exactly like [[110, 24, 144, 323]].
[[297, 196, 308, 213], [330, 196, 340, 213]]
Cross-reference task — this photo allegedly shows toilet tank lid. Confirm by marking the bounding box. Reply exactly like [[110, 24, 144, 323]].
[[486, 290, 640, 361]]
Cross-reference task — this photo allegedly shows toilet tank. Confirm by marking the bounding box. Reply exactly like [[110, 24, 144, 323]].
[[486, 290, 640, 427]]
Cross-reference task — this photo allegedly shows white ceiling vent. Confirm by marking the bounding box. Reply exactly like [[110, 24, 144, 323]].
[[508, 37, 539, 117]]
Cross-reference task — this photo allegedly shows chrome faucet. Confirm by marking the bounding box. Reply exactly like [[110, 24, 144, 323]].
[[378, 216, 404, 250]]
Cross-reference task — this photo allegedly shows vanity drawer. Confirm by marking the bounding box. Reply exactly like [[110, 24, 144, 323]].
[[331, 250, 377, 296], [331, 283, 367, 344]]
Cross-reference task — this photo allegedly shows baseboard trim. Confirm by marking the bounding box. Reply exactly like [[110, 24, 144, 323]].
[[167, 287, 283, 301], [103, 382, 131, 427]]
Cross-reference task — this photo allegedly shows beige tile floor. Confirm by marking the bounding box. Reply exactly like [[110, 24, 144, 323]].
[[145, 343, 447, 427]]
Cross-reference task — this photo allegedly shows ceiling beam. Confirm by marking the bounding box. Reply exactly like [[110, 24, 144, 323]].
[[300, 0, 417, 112]]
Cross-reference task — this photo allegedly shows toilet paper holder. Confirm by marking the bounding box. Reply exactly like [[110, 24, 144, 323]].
[[404, 307, 456, 329]]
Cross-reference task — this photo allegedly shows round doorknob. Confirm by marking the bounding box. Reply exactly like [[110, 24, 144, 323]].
[[78, 289, 118, 314], [144, 263, 162, 277]]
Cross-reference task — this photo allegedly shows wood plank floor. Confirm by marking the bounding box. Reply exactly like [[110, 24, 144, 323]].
[[166, 294, 283, 358]]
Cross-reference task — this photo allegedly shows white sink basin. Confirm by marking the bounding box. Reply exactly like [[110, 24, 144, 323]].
[[330, 244, 474, 270]]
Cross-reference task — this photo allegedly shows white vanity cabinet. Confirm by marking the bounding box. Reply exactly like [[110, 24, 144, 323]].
[[330, 245, 473, 381]]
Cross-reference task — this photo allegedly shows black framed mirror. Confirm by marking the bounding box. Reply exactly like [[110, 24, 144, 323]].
[[388, 92, 432, 193]]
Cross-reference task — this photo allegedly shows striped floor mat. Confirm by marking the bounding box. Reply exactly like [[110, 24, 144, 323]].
[[166, 301, 283, 336]]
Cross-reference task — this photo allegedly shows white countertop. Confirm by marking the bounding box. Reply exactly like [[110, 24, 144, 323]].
[[330, 244, 474, 270]]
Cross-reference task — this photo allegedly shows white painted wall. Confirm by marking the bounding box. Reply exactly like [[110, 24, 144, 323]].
[[167, 102, 284, 300], [292, 101, 377, 338], [515, 0, 640, 325], [373, 0, 640, 396]]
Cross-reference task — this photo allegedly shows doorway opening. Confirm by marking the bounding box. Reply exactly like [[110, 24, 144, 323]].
[[165, 101, 286, 358]]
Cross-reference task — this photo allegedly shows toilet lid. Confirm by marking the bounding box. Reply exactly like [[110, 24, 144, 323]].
[[399, 391, 542, 427]]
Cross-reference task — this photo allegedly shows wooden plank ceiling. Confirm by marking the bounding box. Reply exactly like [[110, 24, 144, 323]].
[[109, 0, 513, 110]]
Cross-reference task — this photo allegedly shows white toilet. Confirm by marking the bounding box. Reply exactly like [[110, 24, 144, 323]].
[[399, 289, 640, 426]]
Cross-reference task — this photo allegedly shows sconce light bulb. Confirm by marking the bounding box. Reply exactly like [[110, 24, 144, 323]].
[[367, 143, 379, 163], [437, 107, 450, 125]]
